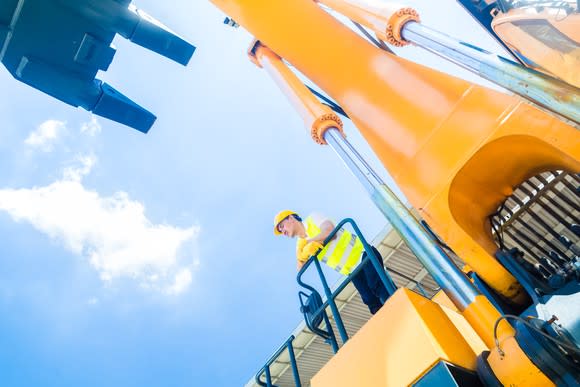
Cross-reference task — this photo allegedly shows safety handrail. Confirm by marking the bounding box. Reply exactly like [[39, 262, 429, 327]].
[[297, 218, 397, 346], [298, 255, 350, 345], [254, 335, 301, 387], [298, 290, 339, 352]]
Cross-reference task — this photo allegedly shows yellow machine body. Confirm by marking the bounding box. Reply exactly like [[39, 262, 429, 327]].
[[311, 289, 487, 387]]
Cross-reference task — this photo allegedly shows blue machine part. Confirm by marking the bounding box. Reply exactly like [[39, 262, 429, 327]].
[[507, 281, 580, 386], [526, 281, 580, 348], [412, 361, 483, 387], [513, 316, 580, 386], [0, 0, 195, 133]]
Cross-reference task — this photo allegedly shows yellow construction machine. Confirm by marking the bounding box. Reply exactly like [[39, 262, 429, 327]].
[[210, 1, 579, 386]]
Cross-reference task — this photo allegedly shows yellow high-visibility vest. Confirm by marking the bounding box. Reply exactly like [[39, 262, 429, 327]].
[[305, 216, 364, 275]]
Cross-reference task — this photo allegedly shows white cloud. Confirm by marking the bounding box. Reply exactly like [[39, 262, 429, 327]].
[[24, 120, 67, 152], [80, 116, 102, 136], [0, 157, 199, 294], [165, 268, 193, 295], [87, 297, 99, 305], [63, 154, 97, 182]]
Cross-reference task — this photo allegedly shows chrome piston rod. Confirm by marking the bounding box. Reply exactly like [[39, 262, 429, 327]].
[[324, 128, 480, 310], [401, 21, 580, 125]]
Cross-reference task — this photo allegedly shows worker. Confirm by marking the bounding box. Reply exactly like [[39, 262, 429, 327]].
[[274, 210, 393, 315]]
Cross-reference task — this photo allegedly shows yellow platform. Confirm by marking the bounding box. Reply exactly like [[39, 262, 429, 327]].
[[311, 288, 487, 387]]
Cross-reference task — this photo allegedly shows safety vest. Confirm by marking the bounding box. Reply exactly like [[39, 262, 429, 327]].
[[305, 216, 364, 275]]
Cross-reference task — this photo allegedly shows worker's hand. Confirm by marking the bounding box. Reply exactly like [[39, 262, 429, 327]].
[[302, 241, 323, 259]]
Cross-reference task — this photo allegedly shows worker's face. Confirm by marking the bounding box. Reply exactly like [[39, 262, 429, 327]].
[[278, 216, 301, 238]]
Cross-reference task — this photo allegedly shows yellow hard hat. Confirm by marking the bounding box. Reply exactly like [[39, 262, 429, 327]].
[[274, 210, 298, 235]]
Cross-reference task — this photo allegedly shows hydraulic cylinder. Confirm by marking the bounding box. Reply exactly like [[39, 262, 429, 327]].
[[315, 0, 580, 124]]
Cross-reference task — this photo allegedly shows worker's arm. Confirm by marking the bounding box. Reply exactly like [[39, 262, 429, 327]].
[[307, 220, 335, 244]]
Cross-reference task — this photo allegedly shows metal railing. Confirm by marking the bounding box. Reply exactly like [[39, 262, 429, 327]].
[[296, 218, 397, 347], [254, 336, 301, 387]]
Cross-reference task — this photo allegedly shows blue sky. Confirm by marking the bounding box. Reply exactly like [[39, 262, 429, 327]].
[[0, 1, 503, 386]]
